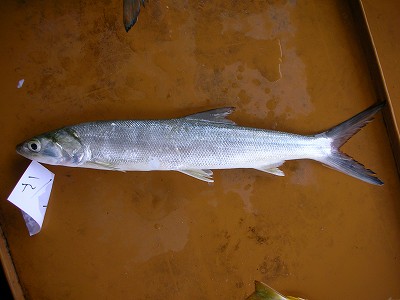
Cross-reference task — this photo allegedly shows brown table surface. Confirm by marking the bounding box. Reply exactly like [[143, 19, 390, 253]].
[[0, 0, 399, 299]]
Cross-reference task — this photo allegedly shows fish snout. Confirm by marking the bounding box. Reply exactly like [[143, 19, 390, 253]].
[[16, 142, 25, 155]]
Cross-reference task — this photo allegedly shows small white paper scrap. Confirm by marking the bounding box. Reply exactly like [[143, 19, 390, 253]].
[[8, 161, 54, 236], [17, 79, 24, 89]]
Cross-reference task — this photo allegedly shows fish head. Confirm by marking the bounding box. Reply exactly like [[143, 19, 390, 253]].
[[16, 128, 88, 166]]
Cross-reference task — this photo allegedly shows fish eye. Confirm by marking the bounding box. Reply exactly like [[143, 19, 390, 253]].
[[27, 140, 41, 152]]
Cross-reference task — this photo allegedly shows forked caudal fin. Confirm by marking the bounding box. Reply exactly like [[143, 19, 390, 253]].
[[315, 102, 385, 186]]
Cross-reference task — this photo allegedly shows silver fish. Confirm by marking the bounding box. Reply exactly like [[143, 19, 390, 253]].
[[16, 103, 384, 185]]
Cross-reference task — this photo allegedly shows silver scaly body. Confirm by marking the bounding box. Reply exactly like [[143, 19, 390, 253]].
[[73, 119, 329, 171]]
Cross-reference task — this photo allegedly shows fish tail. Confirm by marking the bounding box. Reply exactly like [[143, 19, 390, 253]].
[[315, 102, 385, 185], [123, 0, 145, 32]]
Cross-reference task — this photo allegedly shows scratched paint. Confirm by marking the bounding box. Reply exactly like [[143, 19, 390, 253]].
[[0, 0, 399, 299]]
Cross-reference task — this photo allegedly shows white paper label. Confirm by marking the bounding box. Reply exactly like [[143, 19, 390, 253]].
[[8, 161, 54, 236]]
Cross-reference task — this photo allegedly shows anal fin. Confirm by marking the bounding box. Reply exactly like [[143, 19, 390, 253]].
[[179, 169, 213, 182], [255, 161, 285, 177]]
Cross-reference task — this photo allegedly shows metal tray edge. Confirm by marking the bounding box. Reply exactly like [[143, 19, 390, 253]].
[[0, 225, 25, 299], [350, 0, 400, 177]]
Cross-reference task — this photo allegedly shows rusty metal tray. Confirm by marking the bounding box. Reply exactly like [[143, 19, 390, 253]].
[[1, 0, 399, 299]]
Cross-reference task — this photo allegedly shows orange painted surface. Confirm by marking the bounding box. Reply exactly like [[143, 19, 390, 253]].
[[0, 1, 399, 299]]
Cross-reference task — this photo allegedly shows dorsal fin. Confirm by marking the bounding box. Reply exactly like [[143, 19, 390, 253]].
[[184, 107, 236, 125]]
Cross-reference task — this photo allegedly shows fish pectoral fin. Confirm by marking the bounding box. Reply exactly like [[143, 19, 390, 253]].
[[185, 107, 237, 125], [178, 169, 214, 183], [88, 160, 125, 172], [255, 162, 285, 177]]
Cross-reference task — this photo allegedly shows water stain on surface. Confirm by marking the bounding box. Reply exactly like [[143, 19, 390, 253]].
[[0, 0, 399, 299]]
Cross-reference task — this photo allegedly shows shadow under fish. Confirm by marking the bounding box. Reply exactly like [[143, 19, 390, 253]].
[[123, 0, 145, 32]]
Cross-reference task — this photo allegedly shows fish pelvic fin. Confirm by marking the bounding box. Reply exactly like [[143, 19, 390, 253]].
[[315, 102, 385, 186], [123, 0, 145, 32]]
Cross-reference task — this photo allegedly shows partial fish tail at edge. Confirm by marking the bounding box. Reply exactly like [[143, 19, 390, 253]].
[[123, 0, 145, 32], [314, 102, 385, 186]]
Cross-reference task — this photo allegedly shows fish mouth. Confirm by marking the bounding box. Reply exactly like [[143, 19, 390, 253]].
[[16, 143, 24, 155], [16, 142, 30, 159]]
